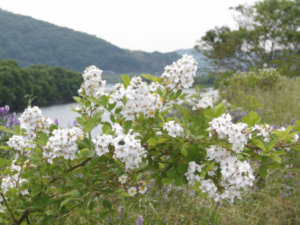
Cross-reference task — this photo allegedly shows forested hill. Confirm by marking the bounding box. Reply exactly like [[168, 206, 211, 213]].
[[0, 9, 179, 73]]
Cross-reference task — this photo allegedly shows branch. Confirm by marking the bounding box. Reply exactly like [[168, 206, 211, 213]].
[[0, 193, 17, 224], [16, 157, 93, 224]]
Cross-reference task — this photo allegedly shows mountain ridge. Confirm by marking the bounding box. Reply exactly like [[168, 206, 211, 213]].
[[0, 8, 180, 73]]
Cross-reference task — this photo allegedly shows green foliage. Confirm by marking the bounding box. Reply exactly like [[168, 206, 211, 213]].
[[196, 0, 300, 77], [0, 59, 82, 110], [0, 9, 179, 74], [220, 68, 300, 124]]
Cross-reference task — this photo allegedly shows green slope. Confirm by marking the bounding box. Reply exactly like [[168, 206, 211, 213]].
[[0, 9, 179, 73]]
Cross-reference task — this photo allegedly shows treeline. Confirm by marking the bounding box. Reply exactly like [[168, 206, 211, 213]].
[[0, 59, 82, 111], [0, 9, 179, 74]]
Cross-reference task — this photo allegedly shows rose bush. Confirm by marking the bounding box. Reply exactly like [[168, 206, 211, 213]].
[[0, 54, 299, 224]]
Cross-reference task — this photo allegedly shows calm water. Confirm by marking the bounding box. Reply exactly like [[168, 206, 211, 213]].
[[40, 85, 114, 128]]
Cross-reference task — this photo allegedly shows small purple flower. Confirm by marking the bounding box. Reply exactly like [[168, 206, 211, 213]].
[[4, 105, 9, 114], [107, 215, 112, 223], [163, 215, 168, 223], [73, 120, 78, 126], [0, 107, 3, 116], [54, 118, 59, 126], [136, 215, 144, 225], [117, 205, 124, 219]]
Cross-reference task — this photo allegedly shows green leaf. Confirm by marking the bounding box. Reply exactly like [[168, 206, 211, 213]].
[[259, 166, 267, 178], [123, 120, 132, 133], [0, 126, 14, 134], [115, 106, 122, 114], [73, 96, 82, 104], [162, 177, 173, 186], [253, 139, 267, 152], [181, 148, 188, 157], [241, 111, 261, 126], [121, 75, 131, 88], [102, 199, 112, 209], [148, 137, 157, 146], [214, 103, 225, 117], [60, 198, 73, 209], [102, 123, 112, 134], [38, 132, 48, 145], [83, 120, 95, 133]]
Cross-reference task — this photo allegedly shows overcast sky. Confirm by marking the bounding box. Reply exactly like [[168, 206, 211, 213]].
[[0, 0, 258, 52]]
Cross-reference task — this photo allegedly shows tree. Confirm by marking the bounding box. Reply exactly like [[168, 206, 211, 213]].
[[196, 0, 300, 76]]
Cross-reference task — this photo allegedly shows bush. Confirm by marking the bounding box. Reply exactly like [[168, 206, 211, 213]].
[[0, 55, 299, 224]]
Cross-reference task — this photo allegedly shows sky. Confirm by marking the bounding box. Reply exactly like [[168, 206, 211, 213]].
[[0, 0, 258, 53]]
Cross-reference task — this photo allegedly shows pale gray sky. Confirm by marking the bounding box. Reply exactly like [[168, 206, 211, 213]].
[[0, 0, 258, 52]]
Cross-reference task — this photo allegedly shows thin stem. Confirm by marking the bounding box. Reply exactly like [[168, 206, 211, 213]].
[[0, 192, 17, 224]]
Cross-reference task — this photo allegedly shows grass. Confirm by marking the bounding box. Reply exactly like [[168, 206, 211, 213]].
[[221, 77, 300, 126], [63, 150, 299, 225]]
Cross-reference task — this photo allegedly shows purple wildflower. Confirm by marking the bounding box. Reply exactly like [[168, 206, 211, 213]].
[[73, 120, 78, 126], [4, 105, 9, 114], [136, 215, 144, 225], [54, 118, 59, 126]]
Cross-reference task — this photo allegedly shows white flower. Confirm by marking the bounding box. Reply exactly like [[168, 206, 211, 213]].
[[208, 114, 249, 153], [163, 121, 183, 138], [19, 106, 53, 139], [161, 54, 197, 90], [109, 77, 163, 120], [119, 175, 127, 184], [44, 127, 83, 163], [7, 135, 35, 155], [139, 186, 147, 194], [185, 161, 203, 185], [128, 187, 137, 196], [92, 134, 113, 157], [78, 65, 106, 98], [1, 160, 27, 195], [190, 89, 219, 110]]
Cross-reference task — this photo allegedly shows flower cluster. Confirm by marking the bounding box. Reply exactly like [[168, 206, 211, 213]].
[[191, 89, 219, 110], [78, 65, 106, 98], [161, 54, 197, 90], [92, 134, 113, 157], [0, 105, 19, 130], [1, 160, 28, 195], [110, 77, 163, 119], [208, 114, 249, 153], [185, 161, 203, 185], [92, 124, 146, 169], [8, 106, 52, 154], [163, 121, 183, 138], [251, 124, 273, 141], [186, 145, 255, 201], [19, 106, 53, 138], [7, 135, 35, 156], [44, 127, 83, 163]]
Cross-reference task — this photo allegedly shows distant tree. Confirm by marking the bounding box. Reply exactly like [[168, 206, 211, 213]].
[[196, 0, 300, 76], [0, 59, 82, 110]]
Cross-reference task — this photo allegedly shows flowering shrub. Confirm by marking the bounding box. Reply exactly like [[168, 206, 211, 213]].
[[0, 54, 299, 224]]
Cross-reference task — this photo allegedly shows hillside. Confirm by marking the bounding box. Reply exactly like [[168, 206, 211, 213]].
[[0, 9, 179, 73]]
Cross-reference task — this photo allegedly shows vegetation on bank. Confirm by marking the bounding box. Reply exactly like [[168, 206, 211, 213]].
[[218, 67, 300, 125], [0, 59, 82, 111]]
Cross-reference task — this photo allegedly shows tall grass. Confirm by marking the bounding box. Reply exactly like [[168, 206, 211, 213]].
[[221, 77, 300, 125]]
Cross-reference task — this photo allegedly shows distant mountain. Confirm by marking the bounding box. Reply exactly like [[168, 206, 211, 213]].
[[176, 48, 211, 75], [0, 9, 180, 74]]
